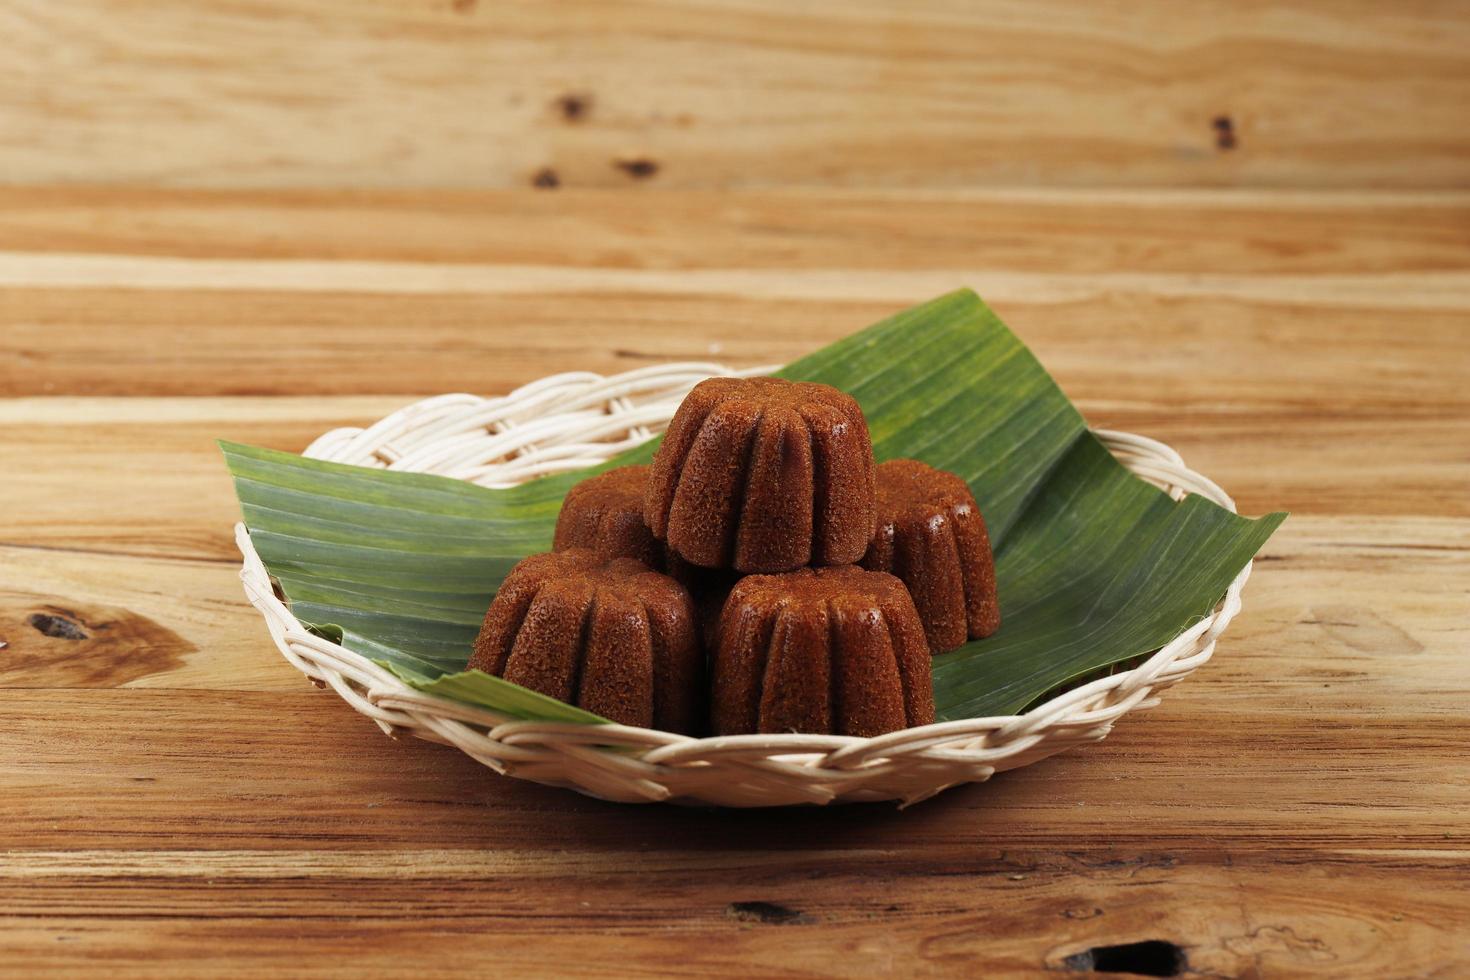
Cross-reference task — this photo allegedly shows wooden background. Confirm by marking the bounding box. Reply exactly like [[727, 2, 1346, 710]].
[[5, 0, 1470, 190], [2, 2, 1469, 977]]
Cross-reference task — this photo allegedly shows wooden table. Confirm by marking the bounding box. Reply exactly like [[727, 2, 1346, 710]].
[[2, 187, 1467, 977]]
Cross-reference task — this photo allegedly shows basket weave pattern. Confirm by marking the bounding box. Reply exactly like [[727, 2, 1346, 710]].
[[236, 363, 1253, 807]]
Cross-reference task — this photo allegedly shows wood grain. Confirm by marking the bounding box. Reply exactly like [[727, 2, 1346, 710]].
[[2, 398, 1467, 568], [2, 186, 1468, 976], [4, 2, 1470, 190], [4, 867, 1464, 979], [3, 188, 1469, 407], [6, 187, 1470, 271], [2, 849, 1466, 978]]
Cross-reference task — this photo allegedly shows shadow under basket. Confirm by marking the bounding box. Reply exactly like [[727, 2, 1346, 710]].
[[235, 362, 1254, 807]]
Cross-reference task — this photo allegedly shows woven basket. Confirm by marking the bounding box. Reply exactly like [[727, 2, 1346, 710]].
[[235, 363, 1253, 807]]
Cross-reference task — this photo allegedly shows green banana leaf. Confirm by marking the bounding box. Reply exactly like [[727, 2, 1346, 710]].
[[224, 289, 1283, 725]]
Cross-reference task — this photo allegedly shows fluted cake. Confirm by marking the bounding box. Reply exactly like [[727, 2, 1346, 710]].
[[645, 377, 876, 573], [553, 464, 688, 579], [862, 458, 1000, 652], [711, 565, 934, 737], [467, 549, 701, 733]]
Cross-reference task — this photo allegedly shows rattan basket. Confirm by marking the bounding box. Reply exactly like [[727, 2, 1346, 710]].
[[235, 363, 1253, 807]]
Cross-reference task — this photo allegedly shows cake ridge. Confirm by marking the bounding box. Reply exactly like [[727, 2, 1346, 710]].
[[647, 376, 876, 574], [725, 401, 768, 570]]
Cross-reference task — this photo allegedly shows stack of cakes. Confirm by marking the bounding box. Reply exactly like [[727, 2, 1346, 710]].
[[467, 377, 1000, 737]]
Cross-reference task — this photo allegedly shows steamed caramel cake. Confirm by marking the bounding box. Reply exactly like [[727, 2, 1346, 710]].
[[553, 464, 689, 579], [711, 565, 934, 737], [644, 377, 876, 574], [467, 549, 702, 733], [863, 458, 1000, 652]]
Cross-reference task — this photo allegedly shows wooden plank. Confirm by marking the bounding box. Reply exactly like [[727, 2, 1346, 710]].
[[0, 397, 410, 561], [2, 858, 1466, 978], [5, 188, 1470, 272], [4, 2, 1469, 189], [2, 189, 1466, 404], [4, 283, 1467, 410], [3, 675, 1467, 850], [2, 396, 1467, 567]]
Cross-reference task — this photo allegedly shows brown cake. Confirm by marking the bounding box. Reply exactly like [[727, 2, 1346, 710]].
[[645, 377, 877, 574], [711, 565, 934, 737], [553, 464, 687, 578], [466, 549, 701, 733], [862, 459, 1000, 653]]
